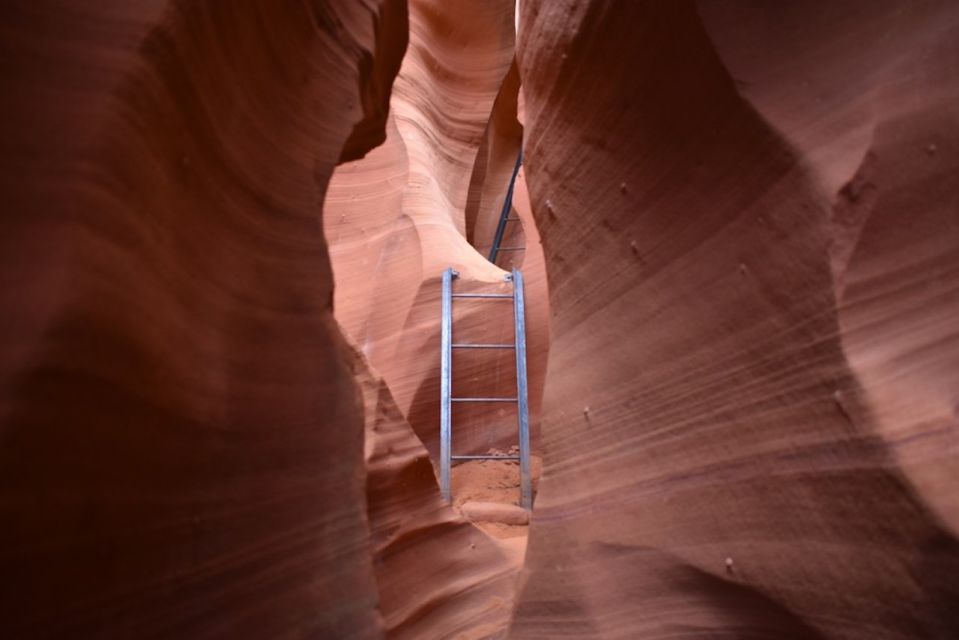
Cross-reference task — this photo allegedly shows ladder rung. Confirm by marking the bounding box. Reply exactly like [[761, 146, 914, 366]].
[[452, 343, 515, 349], [451, 293, 512, 299], [451, 397, 517, 403], [497, 247, 525, 252], [452, 455, 521, 461]]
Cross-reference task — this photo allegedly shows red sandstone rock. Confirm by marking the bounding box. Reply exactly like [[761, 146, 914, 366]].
[[700, 0, 959, 541], [0, 2, 406, 637], [324, 0, 550, 463], [347, 340, 520, 638], [511, 1, 959, 638], [4, 1, 959, 638]]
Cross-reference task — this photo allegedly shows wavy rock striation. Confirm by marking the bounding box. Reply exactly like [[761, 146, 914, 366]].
[[0, 2, 406, 637], [4, 1, 957, 638], [512, 1, 959, 638], [325, 0, 550, 462], [703, 0, 959, 540], [348, 340, 520, 639]]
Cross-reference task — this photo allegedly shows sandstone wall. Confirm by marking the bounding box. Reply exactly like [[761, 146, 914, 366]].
[[511, 1, 959, 637], [0, 2, 406, 636], [4, 2, 957, 638], [324, 0, 550, 462], [348, 340, 519, 638]]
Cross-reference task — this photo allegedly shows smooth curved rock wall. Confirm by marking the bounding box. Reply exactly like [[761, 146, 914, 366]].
[[699, 0, 959, 539], [348, 341, 519, 639], [511, 1, 959, 637], [325, 0, 550, 462], [0, 2, 406, 636]]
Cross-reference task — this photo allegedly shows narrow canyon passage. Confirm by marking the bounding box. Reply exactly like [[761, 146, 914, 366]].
[[322, 3, 548, 634], [2, 1, 959, 639]]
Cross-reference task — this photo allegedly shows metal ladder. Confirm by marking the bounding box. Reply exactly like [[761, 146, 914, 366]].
[[487, 151, 524, 266], [440, 267, 532, 510]]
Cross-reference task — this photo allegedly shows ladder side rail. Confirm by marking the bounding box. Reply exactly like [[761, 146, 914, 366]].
[[440, 268, 454, 502], [512, 268, 533, 510]]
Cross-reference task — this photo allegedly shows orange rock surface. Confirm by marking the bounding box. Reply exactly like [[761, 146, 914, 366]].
[[702, 0, 959, 539], [3, 1, 958, 639], [511, 1, 959, 637], [348, 340, 520, 638], [324, 0, 550, 462], [0, 2, 406, 637]]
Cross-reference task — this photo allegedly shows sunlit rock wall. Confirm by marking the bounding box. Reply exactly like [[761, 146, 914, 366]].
[[325, 0, 550, 462]]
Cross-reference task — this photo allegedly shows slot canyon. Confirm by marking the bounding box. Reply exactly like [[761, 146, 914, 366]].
[[1, 1, 958, 638]]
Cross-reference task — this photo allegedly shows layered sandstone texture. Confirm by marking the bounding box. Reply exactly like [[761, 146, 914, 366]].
[[511, 1, 959, 638], [0, 1, 406, 637], [324, 0, 550, 463], [4, 1, 959, 639], [348, 341, 522, 639]]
